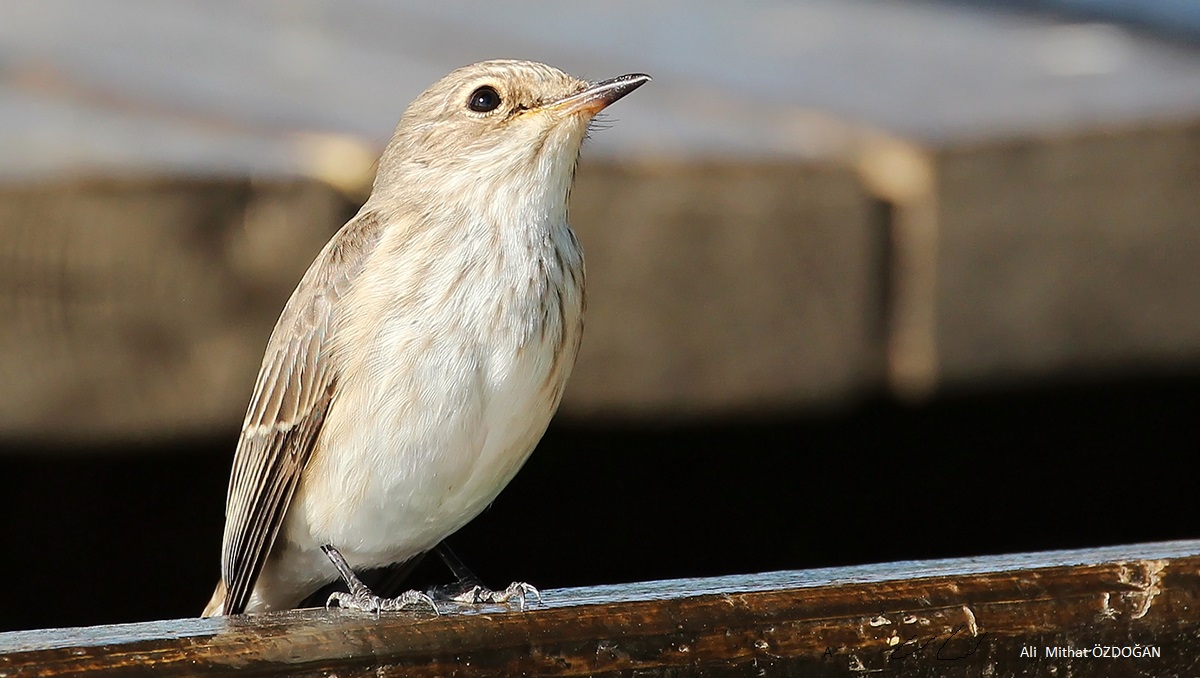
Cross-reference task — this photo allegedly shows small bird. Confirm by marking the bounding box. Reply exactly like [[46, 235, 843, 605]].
[[203, 60, 649, 616]]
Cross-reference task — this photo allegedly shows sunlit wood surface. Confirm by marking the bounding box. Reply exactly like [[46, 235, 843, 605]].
[[3, 540, 1198, 676]]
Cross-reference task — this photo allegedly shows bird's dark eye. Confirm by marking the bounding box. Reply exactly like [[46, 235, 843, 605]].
[[467, 86, 501, 113]]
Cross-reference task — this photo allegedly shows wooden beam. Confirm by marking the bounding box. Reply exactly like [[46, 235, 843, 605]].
[[3, 540, 1198, 676]]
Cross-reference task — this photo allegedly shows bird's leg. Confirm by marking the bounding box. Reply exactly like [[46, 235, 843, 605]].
[[431, 543, 542, 610], [322, 545, 438, 614]]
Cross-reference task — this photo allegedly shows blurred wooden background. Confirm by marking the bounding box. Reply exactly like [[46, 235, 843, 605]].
[[1, 0, 1199, 634], [3, 1, 1199, 441]]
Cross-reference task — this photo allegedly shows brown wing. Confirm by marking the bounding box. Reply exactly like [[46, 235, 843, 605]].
[[221, 210, 384, 614]]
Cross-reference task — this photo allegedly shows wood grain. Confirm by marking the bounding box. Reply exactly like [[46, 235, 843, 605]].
[[2, 540, 1197, 676]]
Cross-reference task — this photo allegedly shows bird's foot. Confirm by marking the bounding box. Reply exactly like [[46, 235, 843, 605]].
[[431, 543, 543, 610], [326, 588, 438, 614], [321, 544, 438, 615], [440, 581, 542, 610]]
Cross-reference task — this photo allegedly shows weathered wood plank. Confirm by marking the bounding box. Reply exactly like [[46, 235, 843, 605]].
[[2, 540, 1197, 676], [905, 122, 1200, 396], [0, 164, 879, 441], [566, 160, 880, 418], [0, 178, 352, 440], [7, 2, 1200, 439]]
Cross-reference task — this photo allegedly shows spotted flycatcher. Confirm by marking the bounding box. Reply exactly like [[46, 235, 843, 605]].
[[203, 60, 650, 616]]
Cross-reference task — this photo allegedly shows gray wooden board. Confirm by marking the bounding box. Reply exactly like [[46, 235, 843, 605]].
[[3, 1, 1200, 181]]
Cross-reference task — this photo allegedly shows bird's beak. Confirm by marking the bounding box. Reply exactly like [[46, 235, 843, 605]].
[[544, 73, 652, 117]]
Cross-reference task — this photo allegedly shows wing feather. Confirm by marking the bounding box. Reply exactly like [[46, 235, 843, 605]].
[[220, 211, 385, 614]]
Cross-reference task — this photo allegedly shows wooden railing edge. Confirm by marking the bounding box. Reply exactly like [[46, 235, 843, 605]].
[[3, 539, 1199, 676]]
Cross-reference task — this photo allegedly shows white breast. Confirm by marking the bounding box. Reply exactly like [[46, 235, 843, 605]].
[[282, 213, 583, 574]]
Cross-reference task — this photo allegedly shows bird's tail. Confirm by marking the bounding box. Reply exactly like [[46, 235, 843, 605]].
[[202, 580, 227, 617]]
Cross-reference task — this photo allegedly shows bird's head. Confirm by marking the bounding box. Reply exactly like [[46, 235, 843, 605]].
[[372, 60, 649, 217]]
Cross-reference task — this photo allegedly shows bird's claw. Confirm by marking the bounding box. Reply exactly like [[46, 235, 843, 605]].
[[327, 589, 439, 615], [448, 581, 542, 610]]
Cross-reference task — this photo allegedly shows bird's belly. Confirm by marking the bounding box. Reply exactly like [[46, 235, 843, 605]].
[[283, 329, 565, 571]]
